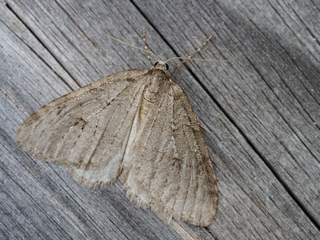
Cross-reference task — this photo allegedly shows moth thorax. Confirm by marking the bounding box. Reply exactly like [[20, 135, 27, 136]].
[[143, 70, 166, 102], [151, 68, 169, 80]]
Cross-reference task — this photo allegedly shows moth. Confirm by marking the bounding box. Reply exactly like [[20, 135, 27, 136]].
[[16, 29, 220, 226]]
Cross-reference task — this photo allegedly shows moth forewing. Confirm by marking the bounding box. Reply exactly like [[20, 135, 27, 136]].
[[16, 34, 218, 227]]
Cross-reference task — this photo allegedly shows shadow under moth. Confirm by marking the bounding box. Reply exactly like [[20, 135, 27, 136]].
[[16, 29, 221, 226]]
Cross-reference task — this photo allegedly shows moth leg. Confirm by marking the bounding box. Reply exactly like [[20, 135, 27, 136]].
[[199, 123, 207, 131], [143, 28, 153, 68]]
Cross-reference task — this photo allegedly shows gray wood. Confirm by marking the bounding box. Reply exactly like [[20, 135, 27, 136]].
[[0, 0, 319, 239]]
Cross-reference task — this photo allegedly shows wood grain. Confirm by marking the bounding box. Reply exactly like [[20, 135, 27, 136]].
[[0, 0, 319, 239]]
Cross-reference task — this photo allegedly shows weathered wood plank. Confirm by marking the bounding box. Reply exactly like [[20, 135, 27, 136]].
[[0, 0, 319, 239]]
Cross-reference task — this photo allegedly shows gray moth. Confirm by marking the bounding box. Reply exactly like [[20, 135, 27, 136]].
[[16, 30, 218, 226]]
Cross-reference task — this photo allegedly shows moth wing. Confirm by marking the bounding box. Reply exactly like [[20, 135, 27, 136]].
[[17, 69, 145, 188], [121, 81, 218, 226]]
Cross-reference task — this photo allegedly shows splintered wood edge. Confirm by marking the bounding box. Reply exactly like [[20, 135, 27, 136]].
[[157, 212, 203, 240]]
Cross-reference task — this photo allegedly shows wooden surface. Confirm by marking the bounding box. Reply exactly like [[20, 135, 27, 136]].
[[0, 0, 319, 239]]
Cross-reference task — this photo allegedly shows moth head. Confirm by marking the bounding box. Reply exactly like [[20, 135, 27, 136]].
[[153, 61, 169, 72]]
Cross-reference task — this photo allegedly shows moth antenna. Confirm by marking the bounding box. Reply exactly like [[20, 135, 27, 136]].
[[170, 35, 214, 78], [105, 33, 160, 62], [143, 28, 153, 68], [165, 57, 228, 63]]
